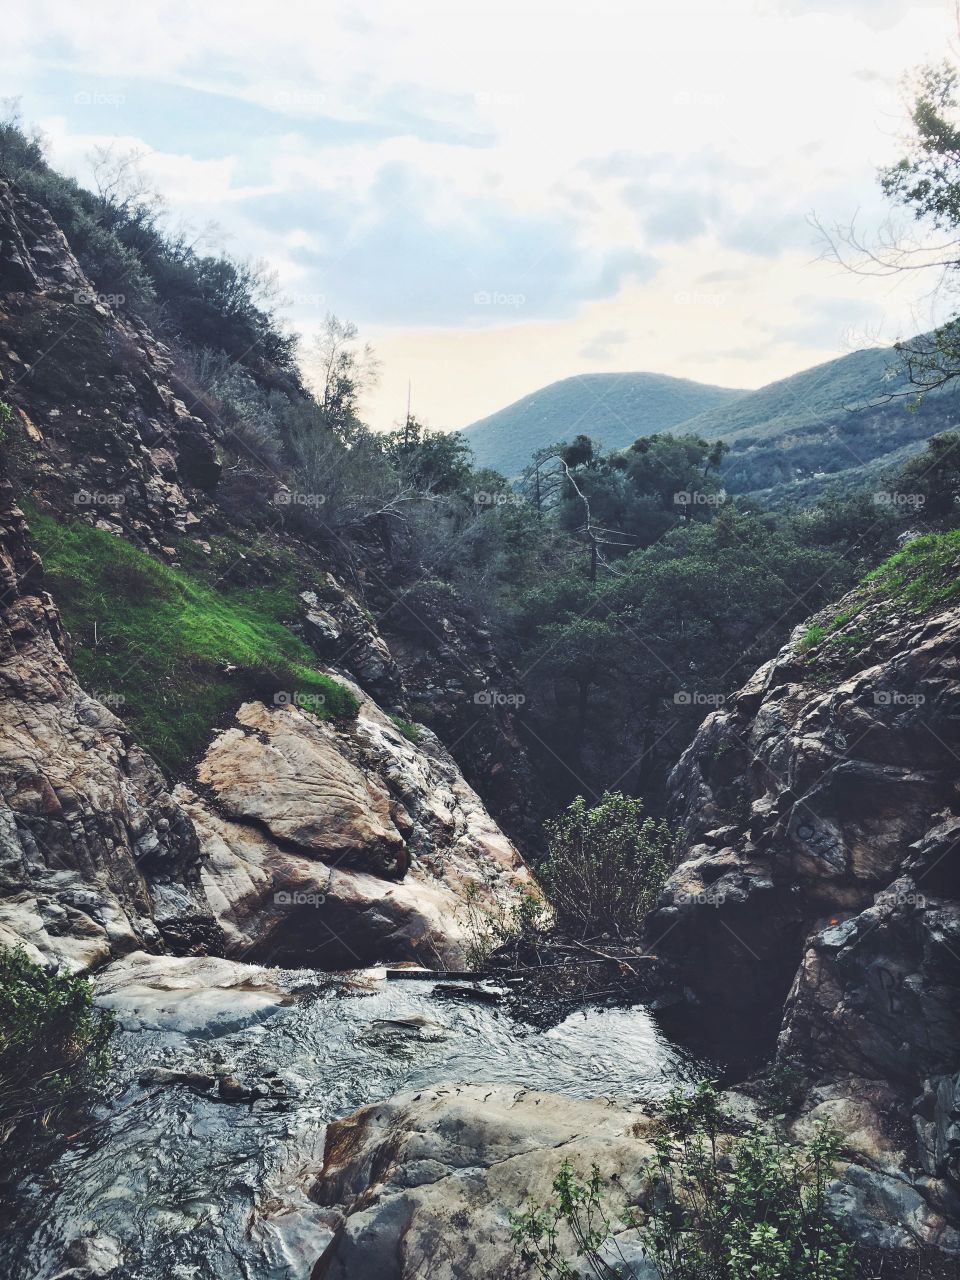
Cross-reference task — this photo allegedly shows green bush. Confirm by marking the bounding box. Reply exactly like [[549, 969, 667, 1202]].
[[28, 513, 358, 773], [0, 947, 114, 1150], [539, 792, 678, 936], [512, 1082, 855, 1280], [0, 397, 12, 444]]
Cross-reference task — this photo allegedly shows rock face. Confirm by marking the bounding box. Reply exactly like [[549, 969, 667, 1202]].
[[650, 586, 960, 1252], [0, 178, 220, 552], [311, 1085, 658, 1280], [183, 682, 537, 968], [0, 484, 215, 970]]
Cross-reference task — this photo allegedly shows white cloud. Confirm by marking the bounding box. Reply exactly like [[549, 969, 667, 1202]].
[[0, 0, 955, 427]]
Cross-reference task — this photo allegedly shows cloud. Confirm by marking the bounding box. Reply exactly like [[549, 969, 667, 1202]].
[[0, 0, 954, 429], [580, 329, 630, 361]]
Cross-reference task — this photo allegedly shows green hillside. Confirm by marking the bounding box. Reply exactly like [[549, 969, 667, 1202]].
[[461, 372, 746, 476], [679, 342, 960, 498]]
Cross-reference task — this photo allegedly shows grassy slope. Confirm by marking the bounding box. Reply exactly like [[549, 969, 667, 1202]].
[[29, 513, 358, 774], [461, 372, 747, 476], [799, 528, 960, 659]]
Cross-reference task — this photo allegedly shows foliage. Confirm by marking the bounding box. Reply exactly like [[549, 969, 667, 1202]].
[[28, 513, 358, 773], [387, 713, 421, 743], [539, 792, 678, 936], [0, 946, 114, 1151], [0, 396, 11, 444], [0, 103, 296, 381], [459, 883, 549, 970], [511, 1082, 856, 1280]]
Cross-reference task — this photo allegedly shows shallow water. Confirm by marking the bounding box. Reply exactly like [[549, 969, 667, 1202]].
[[4, 974, 708, 1280]]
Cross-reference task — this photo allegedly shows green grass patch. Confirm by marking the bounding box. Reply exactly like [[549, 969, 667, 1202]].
[[29, 513, 358, 774], [799, 529, 960, 660], [862, 528, 960, 614], [387, 713, 421, 744], [797, 623, 826, 653]]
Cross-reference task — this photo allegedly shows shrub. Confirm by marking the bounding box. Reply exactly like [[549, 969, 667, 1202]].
[[539, 791, 678, 936], [0, 947, 114, 1151], [511, 1082, 856, 1280]]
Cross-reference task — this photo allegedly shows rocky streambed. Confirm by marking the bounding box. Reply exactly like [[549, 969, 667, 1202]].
[[2, 953, 708, 1280]]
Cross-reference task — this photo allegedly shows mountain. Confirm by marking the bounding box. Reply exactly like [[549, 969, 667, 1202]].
[[465, 344, 960, 501], [461, 372, 747, 476], [674, 342, 960, 500]]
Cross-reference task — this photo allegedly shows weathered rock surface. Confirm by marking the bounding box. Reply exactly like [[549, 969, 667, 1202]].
[[311, 1084, 659, 1280], [650, 587, 960, 1255], [0, 485, 214, 970], [94, 950, 304, 1037], [0, 177, 220, 550], [184, 683, 537, 967]]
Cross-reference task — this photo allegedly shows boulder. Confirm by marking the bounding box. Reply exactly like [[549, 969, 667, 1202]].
[[310, 1084, 659, 1280]]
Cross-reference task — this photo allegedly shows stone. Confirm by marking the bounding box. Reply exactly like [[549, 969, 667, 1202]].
[[310, 1085, 659, 1280]]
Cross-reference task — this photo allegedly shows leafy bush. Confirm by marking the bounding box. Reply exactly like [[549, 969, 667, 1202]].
[[539, 792, 678, 936], [28, 513, 358, 772], [511, 1082, 855, 1280], [0, 396, 11, 444], [0, 947, 114, 1150]]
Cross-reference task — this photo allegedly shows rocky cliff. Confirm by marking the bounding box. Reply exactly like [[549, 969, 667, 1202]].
[[0, 175, 537, 974], [649, 555, 960, 1251]]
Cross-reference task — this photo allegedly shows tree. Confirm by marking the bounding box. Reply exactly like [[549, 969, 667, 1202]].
[[306, 314, 380, 437]]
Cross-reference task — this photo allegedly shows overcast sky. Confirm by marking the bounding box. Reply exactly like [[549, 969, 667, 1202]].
[[2, 0, 956, 429]]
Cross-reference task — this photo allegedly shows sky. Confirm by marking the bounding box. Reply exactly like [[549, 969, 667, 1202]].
[[1, 0, 957, 431]]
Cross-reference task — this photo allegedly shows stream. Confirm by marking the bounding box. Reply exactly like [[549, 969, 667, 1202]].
[[3, 969, 710, 1280]]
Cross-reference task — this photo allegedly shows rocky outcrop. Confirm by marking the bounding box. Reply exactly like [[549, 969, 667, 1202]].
[[311, 1084, 659, 1280], [649, 583, 960, 1253], [0, 483, 215, 969], [181, 682, 537, 968], [0, 176, 220, 550]]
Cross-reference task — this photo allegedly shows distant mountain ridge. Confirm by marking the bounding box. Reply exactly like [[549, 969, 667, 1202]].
[[461, 372, 746, 476], [464, 342, 960, 501]]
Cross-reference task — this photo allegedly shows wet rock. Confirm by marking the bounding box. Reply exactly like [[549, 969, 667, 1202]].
[[95, 952, 300, 1038], [310, 1084, 659, 1280]]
